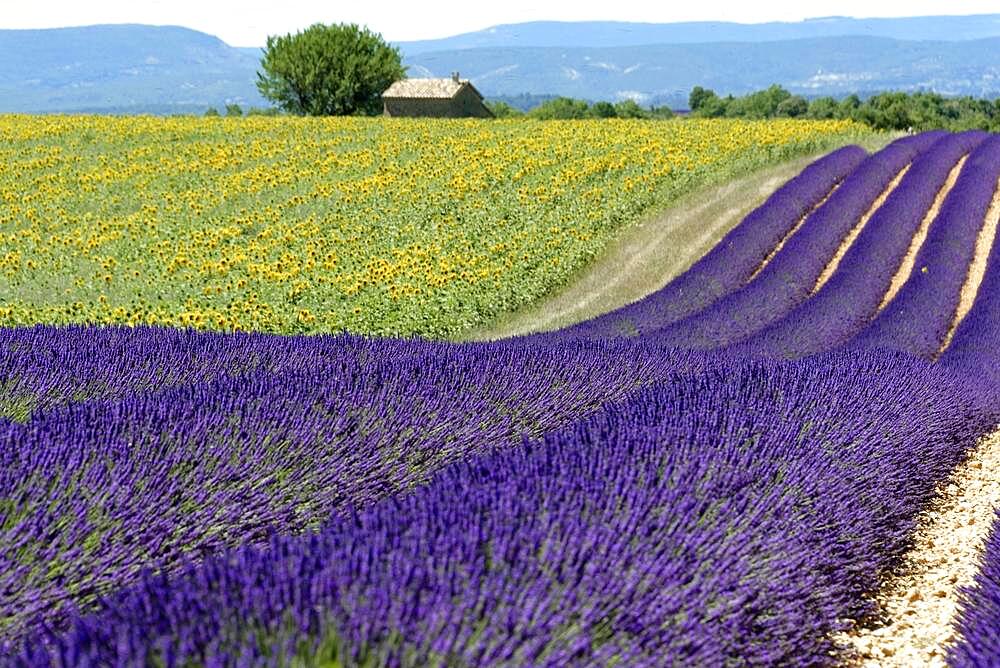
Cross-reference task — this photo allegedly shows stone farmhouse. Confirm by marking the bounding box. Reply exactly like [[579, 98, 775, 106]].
[[382, 73, 494, 118]]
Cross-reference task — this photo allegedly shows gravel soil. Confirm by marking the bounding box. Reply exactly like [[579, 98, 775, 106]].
[[839, 429, 1000, 667], [878, 156, 968, 311], [813, 163, 911, 293]]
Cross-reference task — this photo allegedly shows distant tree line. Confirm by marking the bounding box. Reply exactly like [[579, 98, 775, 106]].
[[486, 97, 675, 120], [688, 84, 1000, 132], [484, 86, 1000, 130], [203, 104, 280, 117], [204, 87, 1000, 131], [486, 93, 560, 112]]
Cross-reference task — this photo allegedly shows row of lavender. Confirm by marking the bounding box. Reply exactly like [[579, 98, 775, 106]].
[[736, 131, 1000, 362], [946, 133, 1000, 666], [553, 131, 940, 344], [1, 331, 712, 638], [641, 134, 929, 349], [551, 143, 869, 339], [3, 130, 1000, 664], [5, 346, 994, 665], [736, 130, 987, 358], [847, 135, 1000, 359], [552, 131, 1000, 364]]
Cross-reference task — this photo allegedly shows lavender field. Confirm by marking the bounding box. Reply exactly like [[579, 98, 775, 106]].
[[3, 131, 1000, 666]]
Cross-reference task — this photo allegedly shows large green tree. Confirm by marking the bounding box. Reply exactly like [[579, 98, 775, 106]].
[[257, 23, 405, 116]]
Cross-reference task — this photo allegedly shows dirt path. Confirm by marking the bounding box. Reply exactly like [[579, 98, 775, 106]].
[[839, 428, 1000, 667], [813, 164, 911, 293], [878, 156, 968, 311], [939, 177, 1000, 355], [465, 154, 834, 341]]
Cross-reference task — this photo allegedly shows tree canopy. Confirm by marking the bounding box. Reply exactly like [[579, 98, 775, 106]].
[[257, 23, 405, 116], [688, 84, 1000, 131], [516, 97, 673, 120]]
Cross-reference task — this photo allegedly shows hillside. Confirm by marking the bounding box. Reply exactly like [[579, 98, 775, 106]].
[[0, 24, 266, 113], [405, 36, 1000, 108]]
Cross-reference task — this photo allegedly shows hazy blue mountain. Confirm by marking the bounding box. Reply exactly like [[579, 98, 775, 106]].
[[398, 15, 1000, 54], [0, 24, 266, 113], [405, 36, 1000, 107], [1, 20, 999, 114]]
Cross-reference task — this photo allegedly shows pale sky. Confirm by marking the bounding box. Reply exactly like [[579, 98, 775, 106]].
[[1, 0, 998, 46]]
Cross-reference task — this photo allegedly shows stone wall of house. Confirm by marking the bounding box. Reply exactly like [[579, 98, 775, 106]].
[[383, 87, 493, 118]]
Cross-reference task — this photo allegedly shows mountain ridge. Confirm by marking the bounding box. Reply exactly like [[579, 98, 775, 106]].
[[405, 35, 1000, 107], [397, 15, 1000, 54], [1, 19, 999, 113], [0, 24, 268, 112]]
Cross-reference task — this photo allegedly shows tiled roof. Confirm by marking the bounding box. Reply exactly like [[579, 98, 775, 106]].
[[382, 78, 467, 99]]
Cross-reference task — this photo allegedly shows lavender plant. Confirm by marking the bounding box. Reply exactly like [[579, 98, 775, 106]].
[[734, 131, 987, 359], [7, 352, 992, 666], [844, 135, 1000, 358], [3, 130, 1000, 667], [624, 133, 936, 349], [938, 163, 1000, 387]]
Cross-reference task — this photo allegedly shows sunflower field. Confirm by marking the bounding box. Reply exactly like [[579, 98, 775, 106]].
[[0, 115, 866, 337]]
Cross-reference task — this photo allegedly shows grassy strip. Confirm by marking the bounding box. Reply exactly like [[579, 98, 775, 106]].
[[465, 132, 891, 341]]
